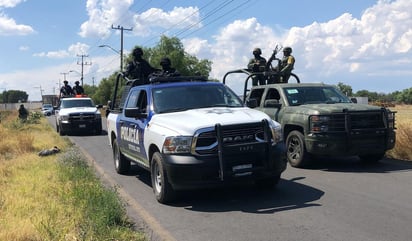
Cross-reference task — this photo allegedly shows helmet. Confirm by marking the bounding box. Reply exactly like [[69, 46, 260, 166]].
[[75, 81, 80, 84], [253, 48, 262, 55], [283, 47, 292, 53], [160, 57, 171, 66], [132, 47, 143, 57], [63, 80, 68, 84]]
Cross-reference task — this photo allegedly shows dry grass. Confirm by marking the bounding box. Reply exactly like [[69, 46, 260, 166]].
[[0, 112, 70, 240], [0, 111, 145, 241], [386, 105, 412, 161]]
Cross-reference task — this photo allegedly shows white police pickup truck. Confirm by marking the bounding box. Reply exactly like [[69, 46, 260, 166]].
[[106, 75, 286, 203], [55, 96, 103, 136]]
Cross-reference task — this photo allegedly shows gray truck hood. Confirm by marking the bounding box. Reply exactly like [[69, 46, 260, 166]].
[[285, 103, 384, 115]]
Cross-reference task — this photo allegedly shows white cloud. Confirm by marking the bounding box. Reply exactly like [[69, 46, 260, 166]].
[[0, 55, 115, 101], [79, 0, 134, 38], [68, 42, 91, 55], [33, 42, 91, 59], [180, 0, 412, 92], [0, 0, 26, 8], [182, 37, 211, 59], [4, 0, 412, 100], [33, 50, 70, 59], [134, 6, 200, 35], [0, 12, 34, 36], [79, 0, 201, 38]]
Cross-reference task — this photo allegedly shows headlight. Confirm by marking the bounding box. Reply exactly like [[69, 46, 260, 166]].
[[310, 115, 330, 132], [387, 110, 396, 129], [269, 120, 283, 144], [162, 136, 193, 154], [60, 115, 69, 122]]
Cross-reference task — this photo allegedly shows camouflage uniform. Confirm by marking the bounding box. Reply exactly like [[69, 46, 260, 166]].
[[247, 48, 267, 86], [278, 47, 295, 83]]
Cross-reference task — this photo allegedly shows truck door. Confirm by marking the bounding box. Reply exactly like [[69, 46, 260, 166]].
[[120, 89, 149, 165], [261, 88, 283, 122]]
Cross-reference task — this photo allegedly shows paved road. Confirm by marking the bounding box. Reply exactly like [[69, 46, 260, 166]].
[[49, 117, 412, 241]]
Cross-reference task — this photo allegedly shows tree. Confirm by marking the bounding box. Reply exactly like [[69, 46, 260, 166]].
[[92, 74, 117, 105], [83, 84, 98, 99], [336, 82, 353, 96], [125, 35, 212, 77], [396, 88, 412, 104], [1, 90, 28, 103]]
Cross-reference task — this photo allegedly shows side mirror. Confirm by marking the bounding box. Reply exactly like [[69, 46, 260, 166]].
[[96, 104, 103, 108], [124, 107, 148, 119], [350, 98, 358, 103], [264, 99, 281, 108], [246, 98, 258, 108]]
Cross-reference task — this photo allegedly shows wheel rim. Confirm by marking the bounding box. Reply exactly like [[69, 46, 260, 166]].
[[288, 136, 302, 162], [153, 162, 162, 194]]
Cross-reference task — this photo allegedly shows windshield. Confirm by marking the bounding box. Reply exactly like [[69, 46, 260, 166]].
[[283, 86, 352, 106], [152, 84, 244, 113], [60, 99, 94, 108]]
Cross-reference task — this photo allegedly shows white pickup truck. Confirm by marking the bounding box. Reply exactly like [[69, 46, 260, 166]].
[[54, 96, 103, 136], [106, 75, 287, 204]]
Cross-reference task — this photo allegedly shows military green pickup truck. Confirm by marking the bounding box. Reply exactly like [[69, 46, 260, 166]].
[[223, 69, 396, 167]]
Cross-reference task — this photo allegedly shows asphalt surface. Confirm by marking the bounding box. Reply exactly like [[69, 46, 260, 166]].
[[48, 116, 412, 241]]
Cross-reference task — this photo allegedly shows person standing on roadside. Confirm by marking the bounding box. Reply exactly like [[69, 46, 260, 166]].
[[18, 104, 29, 121]]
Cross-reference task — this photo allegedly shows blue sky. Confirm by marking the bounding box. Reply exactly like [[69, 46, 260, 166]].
[[1, 0, 411, 101]]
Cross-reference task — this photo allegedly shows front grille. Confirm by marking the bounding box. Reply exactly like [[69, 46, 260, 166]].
[[69, 113, 96, 121], [350, 112, 384, 129], [193, 123, 266, 156], [318, 110, 386, 133]]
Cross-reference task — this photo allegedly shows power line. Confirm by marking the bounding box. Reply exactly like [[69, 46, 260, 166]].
[[179, 0, 253, 39], [111, 25, 133, 72], [77, 54, 92, 86]]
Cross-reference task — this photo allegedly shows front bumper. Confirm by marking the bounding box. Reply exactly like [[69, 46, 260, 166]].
[[60, 119, 102, 133], [305, 130, 396, 156], [162, 143, 286, 190]]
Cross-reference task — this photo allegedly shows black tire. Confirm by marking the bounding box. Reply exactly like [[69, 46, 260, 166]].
[[286, 130, 309, 168], [112, 139, 130, 174], [151, 152, 176, 204], [255, 174, 281, 189], [57, 122, 65, 136], [359, 153, 385, 164]]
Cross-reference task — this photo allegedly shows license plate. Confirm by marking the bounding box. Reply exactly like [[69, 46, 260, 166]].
[[79, 124, 86, 128]]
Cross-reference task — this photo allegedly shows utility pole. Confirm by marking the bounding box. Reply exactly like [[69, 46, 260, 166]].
[[34, 85, 44, 102], [111, 25, 133, 72], [77, 54, 92, 86]]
